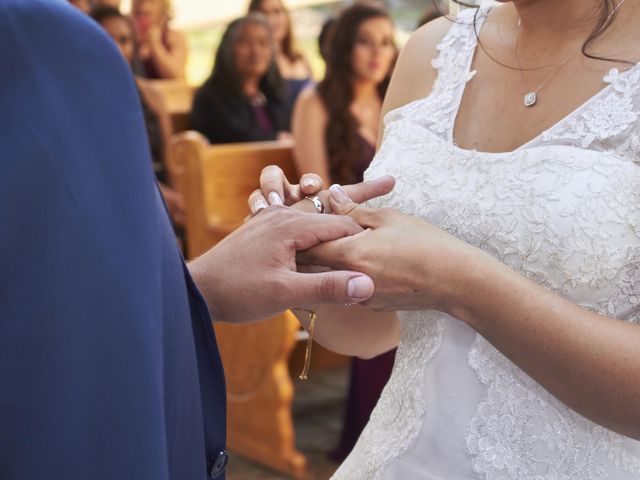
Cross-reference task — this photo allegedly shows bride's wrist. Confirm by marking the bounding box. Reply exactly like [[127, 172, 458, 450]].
[[443, 252, 515, 330], [426, 244, 497, 321]]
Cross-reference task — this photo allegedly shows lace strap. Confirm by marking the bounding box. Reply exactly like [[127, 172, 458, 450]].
[[428, 5, 492, 138], [538, 62, 640, 162]]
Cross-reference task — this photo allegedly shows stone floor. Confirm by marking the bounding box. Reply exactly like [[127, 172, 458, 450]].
[[226, 367, 349, 480]]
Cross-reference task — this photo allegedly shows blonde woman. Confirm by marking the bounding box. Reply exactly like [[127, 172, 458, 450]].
[[248, 0, 312, 110], [132, 0, 186, 79]]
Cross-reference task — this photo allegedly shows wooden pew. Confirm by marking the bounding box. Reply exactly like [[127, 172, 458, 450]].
[[167, 132, 307, 477], [147, 79, 195, 133], [167, 132, 298, 253]]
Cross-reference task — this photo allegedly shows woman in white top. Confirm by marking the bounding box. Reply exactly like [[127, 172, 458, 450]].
[[250, 0, 640, 478]]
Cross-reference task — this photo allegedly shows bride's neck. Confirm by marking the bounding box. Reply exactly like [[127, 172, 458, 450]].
[[512, 0, 605, 38]]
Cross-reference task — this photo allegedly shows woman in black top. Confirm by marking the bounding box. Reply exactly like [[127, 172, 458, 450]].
[[91, 6, 185, 227], [191, 13, 290, 144]]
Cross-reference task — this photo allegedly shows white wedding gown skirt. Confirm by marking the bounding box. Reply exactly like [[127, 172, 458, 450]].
[[332, 4, 640, 479]]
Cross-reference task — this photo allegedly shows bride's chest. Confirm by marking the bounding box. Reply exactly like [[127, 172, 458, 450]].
[[366, 124, 640, 309], [451, 58, 615, 154]]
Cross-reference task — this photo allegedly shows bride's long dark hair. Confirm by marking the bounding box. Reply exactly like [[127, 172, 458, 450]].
[[445, 0, 633, 66]]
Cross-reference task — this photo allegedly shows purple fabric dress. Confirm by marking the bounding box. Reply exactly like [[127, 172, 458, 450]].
[[141, 29, 171, 79], [330, 136, 397, 462]]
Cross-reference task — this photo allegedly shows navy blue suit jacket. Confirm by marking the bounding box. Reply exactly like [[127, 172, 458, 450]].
[[0, 1, 227, 478]]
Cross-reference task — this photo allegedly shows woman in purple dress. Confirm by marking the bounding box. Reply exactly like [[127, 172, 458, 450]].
[[289, 3, 397, 461]]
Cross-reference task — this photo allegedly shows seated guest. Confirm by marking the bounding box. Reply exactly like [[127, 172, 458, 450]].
[[248, 0, 312, 109], [191, 14, 289, 144], [318, 17, 335, 64], [131, 0, 187, 79], [292, 3, 395, 184], [290, 3, 397, 461], [91, 6, 184, 226]]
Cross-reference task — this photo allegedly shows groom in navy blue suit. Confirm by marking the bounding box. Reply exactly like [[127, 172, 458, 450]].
[[0, 1, 377, 479]]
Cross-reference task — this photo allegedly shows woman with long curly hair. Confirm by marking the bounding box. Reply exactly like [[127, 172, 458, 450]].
[[248, 0, 312, 110], [292, 3, 395, 186], [290, 2, 397, 462], [131, 0, 186, 79]]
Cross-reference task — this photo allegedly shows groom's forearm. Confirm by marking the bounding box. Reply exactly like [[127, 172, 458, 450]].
[[187, 254, 225, 323]]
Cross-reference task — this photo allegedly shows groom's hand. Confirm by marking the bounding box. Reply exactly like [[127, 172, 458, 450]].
[[189, 206, 375, 323]]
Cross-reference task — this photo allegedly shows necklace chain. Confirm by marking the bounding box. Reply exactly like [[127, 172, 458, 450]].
[[515, 19, 578, 107], [515, 0, 627, 107]]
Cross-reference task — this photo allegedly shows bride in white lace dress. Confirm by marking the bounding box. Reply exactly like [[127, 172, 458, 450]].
[[251, 0, 640, 478]]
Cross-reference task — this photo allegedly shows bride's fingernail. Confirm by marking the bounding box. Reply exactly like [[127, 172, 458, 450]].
[[329, 184, 350, 204], [268, 191, 283, 205], [302, 177, 317, 188], [254, 198, 268, 212], [347, 276, 373, 299]]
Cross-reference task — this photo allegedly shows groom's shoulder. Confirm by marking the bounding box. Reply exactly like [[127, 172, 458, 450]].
[[0, 0, 111, 52], [1, 0, 80, 25], [0, 0, 151, 215]]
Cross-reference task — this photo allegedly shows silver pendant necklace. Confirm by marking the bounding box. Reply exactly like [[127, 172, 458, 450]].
[[515, 0, 627, 108], [516, 32, 576, 107]]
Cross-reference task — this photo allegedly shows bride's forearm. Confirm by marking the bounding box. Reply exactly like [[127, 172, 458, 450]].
[[292, 304, 399, 359], [448, 256, 640, 440], [307, 191, 640, 438]]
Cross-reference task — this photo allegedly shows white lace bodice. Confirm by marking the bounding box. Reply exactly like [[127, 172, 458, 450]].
[[332, 5, 640, 480]]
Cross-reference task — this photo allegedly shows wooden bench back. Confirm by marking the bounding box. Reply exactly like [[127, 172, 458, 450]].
[[167, 132, 307, 476], [167, 131, 297, 258], [147, 79, 195, 132]]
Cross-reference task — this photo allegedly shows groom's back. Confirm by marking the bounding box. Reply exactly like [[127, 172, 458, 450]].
[[0, 1, 227, 478]]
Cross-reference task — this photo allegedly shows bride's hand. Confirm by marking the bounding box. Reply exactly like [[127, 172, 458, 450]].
[[247, 165, 396, 215], [299, 185, 496, 313], [248, 167, 324, 213]]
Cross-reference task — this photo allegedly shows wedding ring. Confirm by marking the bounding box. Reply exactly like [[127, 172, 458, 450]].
[[303, 195, 325, 214]]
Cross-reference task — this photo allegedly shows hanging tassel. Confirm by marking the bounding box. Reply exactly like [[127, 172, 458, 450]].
[[299, 307, 318, 381]]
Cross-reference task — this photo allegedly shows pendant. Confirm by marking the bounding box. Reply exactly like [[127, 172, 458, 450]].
[[523, 92, 537, 107]]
